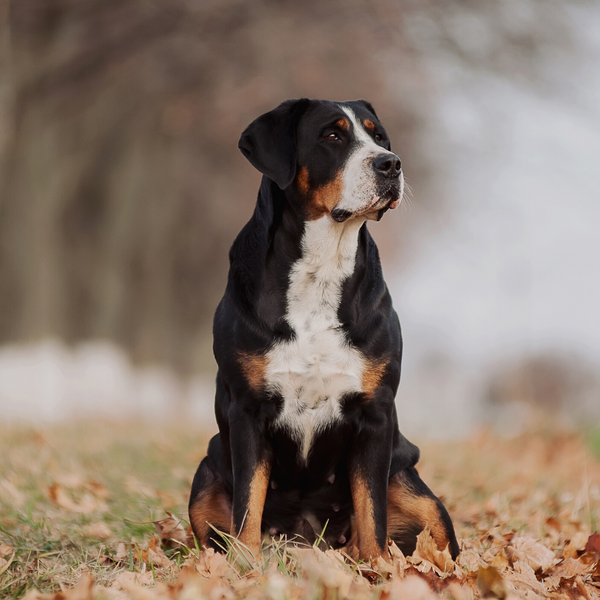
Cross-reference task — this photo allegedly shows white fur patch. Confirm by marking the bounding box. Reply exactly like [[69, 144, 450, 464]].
[[337, 106, 403, 214], [266, 216, 366, 461]]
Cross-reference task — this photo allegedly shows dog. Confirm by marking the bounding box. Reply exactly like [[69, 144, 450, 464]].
[[189, 98, 459, 561]]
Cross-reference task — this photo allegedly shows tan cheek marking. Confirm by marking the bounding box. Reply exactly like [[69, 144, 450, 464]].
[[189, 483, 232, 548], [363, 119, 375, 131], [350, 471, 384, 560], [387, 473, 451, 553], [362, 358, 388, 399], [237, 352, 267, 392], [295, 166, 345, 221], [236, 459, 271, 555], [308, 171, 344, 220], [336, 118, 350, 130]]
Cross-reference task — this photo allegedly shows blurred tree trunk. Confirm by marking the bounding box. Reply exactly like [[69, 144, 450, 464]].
[[0, 0, 575, 373]]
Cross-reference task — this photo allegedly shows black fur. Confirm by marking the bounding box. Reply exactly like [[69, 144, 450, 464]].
[[190, 99, 459, 560]]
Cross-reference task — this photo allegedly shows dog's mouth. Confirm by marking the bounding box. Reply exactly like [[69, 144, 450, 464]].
[[331, 188, 400, 223]]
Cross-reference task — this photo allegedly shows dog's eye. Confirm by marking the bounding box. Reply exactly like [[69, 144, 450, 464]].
[[325, 132, 339, 141], [375, 133, 384, 143]]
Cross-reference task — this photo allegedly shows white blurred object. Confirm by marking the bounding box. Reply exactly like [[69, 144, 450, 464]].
[[387, 5, 600, 437], [0, 339, 215, 426]]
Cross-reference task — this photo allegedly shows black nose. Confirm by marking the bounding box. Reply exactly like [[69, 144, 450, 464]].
[[373, 153, 401, 178]]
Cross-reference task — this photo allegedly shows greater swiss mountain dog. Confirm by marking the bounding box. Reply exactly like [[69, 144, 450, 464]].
[[189, 98, 459, 561]]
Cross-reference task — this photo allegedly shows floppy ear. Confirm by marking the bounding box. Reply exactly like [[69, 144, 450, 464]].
[[238, 98, 310, 190], [353, 99, 378, 119]]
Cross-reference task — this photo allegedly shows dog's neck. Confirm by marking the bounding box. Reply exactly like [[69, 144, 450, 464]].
[[247, 179, 372, 335], [272, 183, 368, 270]]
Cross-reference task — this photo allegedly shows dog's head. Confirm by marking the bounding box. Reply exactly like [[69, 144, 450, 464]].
[[239, 99, 404, 222]]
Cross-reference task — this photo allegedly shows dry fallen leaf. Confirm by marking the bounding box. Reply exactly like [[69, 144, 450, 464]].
[[0, 542, 13, 558], [506, 560, 546, 596], [111, 571, 155, 590], [563, 530, 591, 559], [140, 534, 172, 569], [410, 528, 455, 575], [153, 512, 190, 548], [477, 564, 507, 599], [0, 479, 25, 506], [506, 536, 557, 573], [22, 573, 94, 600], [491, 549, 510, 571], [293, 547, 355, 595], [83, 522, 112, 540], [187, 548, 232, 579], [585, 532, 600, 562], [388, 541, 408, 577], [550, 557, 593, 579], [389, 574, 439, 600], [47, 483, 107, 514]]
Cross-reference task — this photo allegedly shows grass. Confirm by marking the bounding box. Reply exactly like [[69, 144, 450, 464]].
[[0, 419, 599, 598]]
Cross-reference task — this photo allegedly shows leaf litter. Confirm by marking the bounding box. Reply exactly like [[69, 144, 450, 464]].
[[0, 422, 599, 599]]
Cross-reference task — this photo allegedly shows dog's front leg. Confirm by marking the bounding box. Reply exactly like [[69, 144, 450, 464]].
[[347, 395, 394, 561], [229, 403, 273, 559]]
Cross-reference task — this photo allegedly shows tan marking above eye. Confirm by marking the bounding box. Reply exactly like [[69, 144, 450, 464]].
[[363, 119, 375, 131], [336, 118, 350, 130]]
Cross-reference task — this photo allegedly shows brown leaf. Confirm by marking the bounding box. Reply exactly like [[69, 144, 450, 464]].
[[84, 481, 110, 500], [388, 541, 408, 577], [190, 548, 232, 578], [82, 522, 112, 540], [111, 571, 155, 590], [506, 560, 546, 596], [545, 516, 562, 531], [410, 528, 455, 574], [563, 531, 590, 559], [550, 557, 593, 579], [457, 547, 480, 577], [491, 549, 510, 571], [140, 534, 171, 568], [506, 536, 557, 573], [576, 576, 594, 600], [147, 547, 172, 569], [477, 564, 507, 599], [115, 542, 129, 562], [47, 483, 107, 514], [388, 574, 439, 600], [22, 574, 96, 600], [585, 533, 600, 562], [153, 512, 190, 548], [0, 542, 13, 558]]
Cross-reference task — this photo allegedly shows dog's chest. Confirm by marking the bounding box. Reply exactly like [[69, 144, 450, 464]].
[[265, 218, 365, 460]]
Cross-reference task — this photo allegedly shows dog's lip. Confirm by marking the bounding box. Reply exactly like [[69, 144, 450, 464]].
[[369, 191, 400, 212], [331, 191, 400, 222]]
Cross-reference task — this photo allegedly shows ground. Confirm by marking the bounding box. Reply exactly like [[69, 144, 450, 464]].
[[0, 420, 599, 599]]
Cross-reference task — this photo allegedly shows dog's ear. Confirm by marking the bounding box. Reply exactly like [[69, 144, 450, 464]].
[[238, 98, 310, 190], [353, 99, 378, 119]]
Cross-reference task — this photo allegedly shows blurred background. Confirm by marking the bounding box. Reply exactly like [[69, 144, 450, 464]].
[[1, 0, 599, 436]]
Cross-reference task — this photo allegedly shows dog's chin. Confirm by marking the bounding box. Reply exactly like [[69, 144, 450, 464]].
[[364, 194, 401, 222], [331, 192, 401, 223]]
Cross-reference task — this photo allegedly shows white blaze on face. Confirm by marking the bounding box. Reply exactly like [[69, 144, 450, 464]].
[[336, 106, 403, 215]]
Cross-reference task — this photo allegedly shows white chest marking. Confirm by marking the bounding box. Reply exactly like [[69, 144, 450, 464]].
[[266, 216, 366, 461]]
